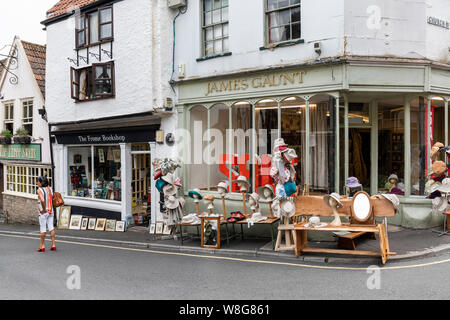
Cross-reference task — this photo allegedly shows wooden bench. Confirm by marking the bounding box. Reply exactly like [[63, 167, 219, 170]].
[[293, 195, 397, 264]]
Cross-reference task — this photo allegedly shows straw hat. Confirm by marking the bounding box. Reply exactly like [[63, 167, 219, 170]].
[[232, 176, 250, 188], [162, 183, 177, 196], [188, 188, 203, 200], [257, 184, 274, 199], [432, 161, 447, 176], [165, 195, 180, 209], [323, 193, 343, 208]]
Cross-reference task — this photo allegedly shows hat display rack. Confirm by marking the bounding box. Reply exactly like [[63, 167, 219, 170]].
[[270, 138, 299, 252], [152, 158, 184, 234], [217, 181, 229, 219]]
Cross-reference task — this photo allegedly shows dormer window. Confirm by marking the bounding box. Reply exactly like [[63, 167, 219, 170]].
[[75, 6, 113, 48]]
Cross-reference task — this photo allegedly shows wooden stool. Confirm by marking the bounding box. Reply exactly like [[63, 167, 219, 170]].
[[274, 216, 297, 252]]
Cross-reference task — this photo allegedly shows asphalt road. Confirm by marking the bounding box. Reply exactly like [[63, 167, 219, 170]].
[[1, 231, 450, 300]]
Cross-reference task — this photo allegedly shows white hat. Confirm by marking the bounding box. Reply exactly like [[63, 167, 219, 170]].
[[161, 173, 175, 185], [282, 148, 298, 162], [248, 192, 260, 204], [232, 176, 250, 188], [387, 174, 399, 182], [257, 184, 274, 199], [380, 193, 400, 210], [273, 138, 288, 153], [305, 216, 328, 228], [162, 183, 177, 196], [438, 178, 450, 194], [217, 181, 229, 193], [280, 199, 295, 218], [178, 197, 186, 209], [165, 195, 179, 209], [323, 193, 343, 208]]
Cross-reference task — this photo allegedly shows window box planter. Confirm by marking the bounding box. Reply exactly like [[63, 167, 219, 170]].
[[13, 135, 31, 144], [0, 130, 13, 144]]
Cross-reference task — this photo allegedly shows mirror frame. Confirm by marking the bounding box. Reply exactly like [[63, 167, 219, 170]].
[[351, 191, 373, 223], [201, 216, 221, 249]]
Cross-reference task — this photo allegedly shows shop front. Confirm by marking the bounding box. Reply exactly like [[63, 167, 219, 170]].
[[0, 143, 52, 224], [52, 122, 161, 226], [176, 58, 450, 230]]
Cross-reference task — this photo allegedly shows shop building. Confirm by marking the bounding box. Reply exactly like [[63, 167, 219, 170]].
[[42, 0, 178, 224], [172, 0, 450, 229], [0, 37, 52, 224]]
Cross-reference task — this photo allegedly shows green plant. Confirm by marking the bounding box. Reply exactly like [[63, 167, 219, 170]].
[[15, 128, 29, 136], [1, 129, 13, 138]]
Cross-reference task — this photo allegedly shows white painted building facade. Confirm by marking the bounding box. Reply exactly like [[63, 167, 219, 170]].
[[43, 0, 178, 224]]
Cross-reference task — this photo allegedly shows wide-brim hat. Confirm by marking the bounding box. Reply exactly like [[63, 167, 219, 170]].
[[345, 176, 362, 188], [188, 188, 203, 200], [432, 161, 447, 176], [437, 178, 450, 194], [165, 195, 179, 209], [203, 194, 215, 202], [161, 173, 174, 185], [323, 193, 343, 208], [282, 148, 298, 162], [232, 176, 250, 188], [154, 172, 162, 181], [380, 193, 400, 210], [284, 181, 297, 197], [155, 179, 168, 192], [280, 199, 295, 217], [432, 196, 448, 212], [257, 184, 274, 199], [162, 183, 177, 196], [217, 181, 229, 193]]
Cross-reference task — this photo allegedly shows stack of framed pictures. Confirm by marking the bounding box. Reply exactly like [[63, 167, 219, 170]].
[[57, 205, 126, 232], [149, 222, 172, 235]]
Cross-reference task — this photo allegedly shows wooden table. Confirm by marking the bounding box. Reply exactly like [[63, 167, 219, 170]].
[[177, 220, 232, 247], [236, 217, 280, 250], [294, 221, 396, 264]]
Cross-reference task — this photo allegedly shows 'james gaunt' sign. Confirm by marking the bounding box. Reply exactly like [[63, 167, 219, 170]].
[[205, 71, 306, 96]]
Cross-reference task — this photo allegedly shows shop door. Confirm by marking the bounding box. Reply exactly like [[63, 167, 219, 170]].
[[348, 128, 371, 193], [131, 144, 151, 226]]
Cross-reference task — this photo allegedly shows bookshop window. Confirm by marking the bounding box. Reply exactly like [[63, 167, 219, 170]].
[[68, 147, 92, 198]]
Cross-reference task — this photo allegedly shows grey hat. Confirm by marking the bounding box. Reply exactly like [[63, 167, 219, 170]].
[[323, 193, 343, 208], [387, 174, 399, 182]]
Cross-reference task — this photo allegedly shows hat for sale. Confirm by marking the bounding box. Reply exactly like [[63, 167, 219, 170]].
[[282, 148, 298, 162], [248, 192, 260, 204], [284, 181, 297, 197], [257, 184, 275, 199], [174, 177, 182, 188], [165, 195, 180, 210], [323, 192, 343, 208], [155, 179, 168, 192], [203, 194, 215, 202], [188, 188, 203, 200], [345, 176, 362, 188], [217, 181, 229, 193], [437, 178, 450, 194], [280, 199, 295, 218], [162, 183, 177, 197], [161, 173, 175, 185], [178, 197, 186, 209], [380, 193, 400, 210], [154, 172, 162, 181], [272, 138, 288, 153], [433, 161, 447, 176], [232, 176, 250, 188], [387, 174, 399, 183]]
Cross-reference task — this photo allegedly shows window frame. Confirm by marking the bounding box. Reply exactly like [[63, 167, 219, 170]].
[[70, 62, 115, 102], [75, 6, 114, 49], [264, 0, 302, 46], [201, 0, 230, 58], [4, 165, 52, 198]]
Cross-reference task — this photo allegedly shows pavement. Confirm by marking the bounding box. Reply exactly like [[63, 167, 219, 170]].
[[2, 222, 450, 265]]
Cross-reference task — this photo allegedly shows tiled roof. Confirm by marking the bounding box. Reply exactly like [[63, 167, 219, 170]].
[[46, 0, 101, 19], [21, 41, 46, 98]]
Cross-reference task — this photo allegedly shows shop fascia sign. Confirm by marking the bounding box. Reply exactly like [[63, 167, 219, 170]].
[[77, 134, 126, 143], [205, 71, 306, 96], [0, 144, 41, 161], [427, 16, 449, 29]]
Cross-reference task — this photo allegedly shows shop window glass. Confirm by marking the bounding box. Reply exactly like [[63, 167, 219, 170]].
[[255, 99, 279, 191], [68, 146, 93, 198], [189, 105, 208, 190], [203, 0, 229, 56], [410, 97, 428, 196], [208, 103, 229, 191], [5, 165, 52, 195], [378, 102, 405, 192], [93, 146, 121, 201], [231, 102, 252, 193], [308, 95, 336, 194], [266, 0, 301, 44], [281, 97, 305, 190], [432, 97, 446, 162]]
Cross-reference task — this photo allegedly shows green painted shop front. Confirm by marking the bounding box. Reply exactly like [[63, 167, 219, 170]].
[[175, 58, 450, 234]]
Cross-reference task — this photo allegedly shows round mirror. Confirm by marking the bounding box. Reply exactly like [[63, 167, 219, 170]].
[[352, 191, 372, 222]]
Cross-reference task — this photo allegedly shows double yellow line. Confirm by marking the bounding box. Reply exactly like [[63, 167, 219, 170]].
[[1, 232, 449, 271]]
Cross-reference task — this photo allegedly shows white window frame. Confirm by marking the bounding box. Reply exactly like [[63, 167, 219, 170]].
[[4, 165, 52, 199], [22, 99, 33, 125], [202, 0, 229, 57], [4, 101, 14, 130]]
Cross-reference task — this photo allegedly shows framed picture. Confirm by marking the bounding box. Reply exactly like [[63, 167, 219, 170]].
[[149, 224, 156, 234], [105, 219, 116, 232], [115, 221, 125, 232], [57, 206, 72, 230], [95, 218, 107, 231], [81, 217, 89, 230], [163, 224, 171, 235], [155, 222, 164, 234], [98, 148, 105, 163], [74, 154, 82, 164], [88, 218, 96, 230], [201, 217, 221, 249], [69, 215, 83, 230]]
